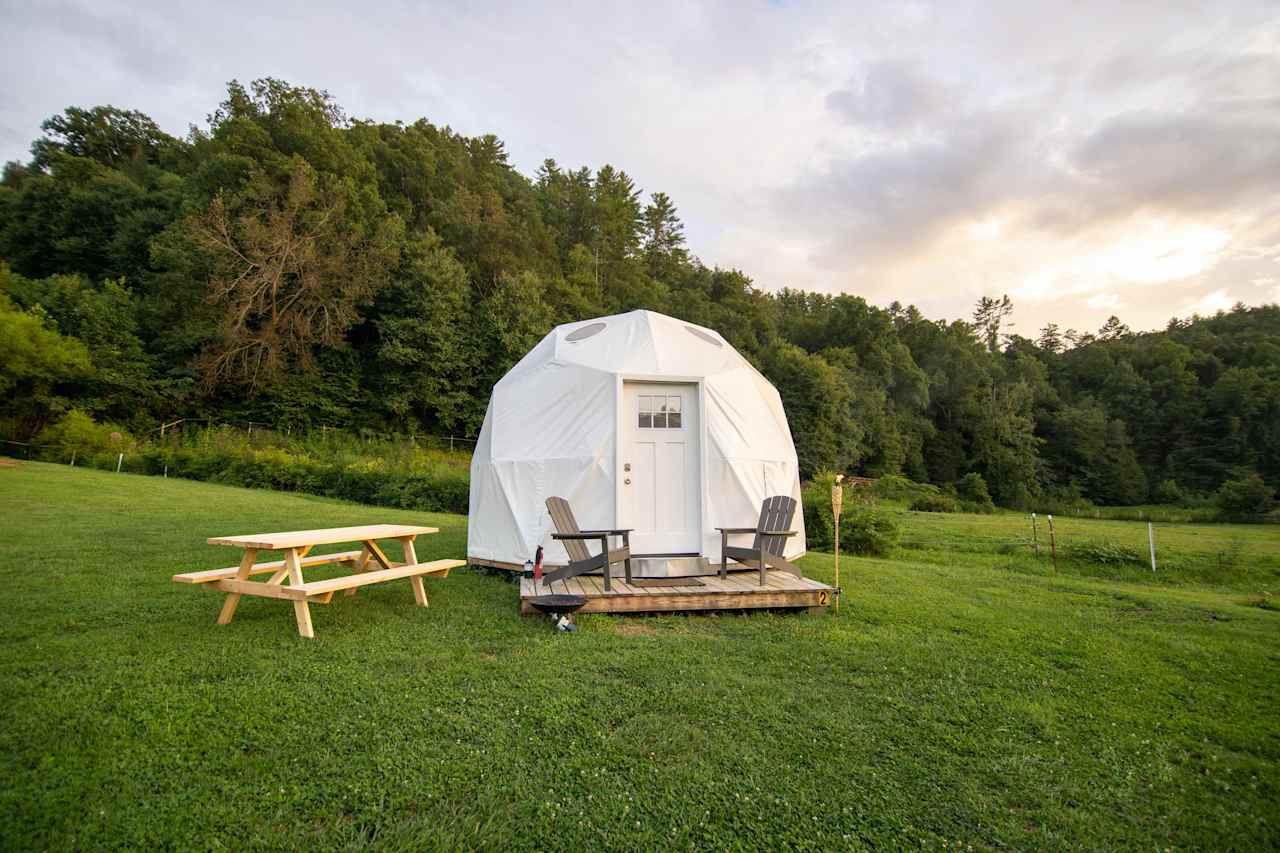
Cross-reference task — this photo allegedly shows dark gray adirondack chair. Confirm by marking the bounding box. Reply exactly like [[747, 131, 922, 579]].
[[542, 496, 633, 591], [717, 495, 801, 586]]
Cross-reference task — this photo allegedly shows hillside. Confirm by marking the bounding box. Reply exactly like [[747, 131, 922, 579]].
[[1, 79, 1277, 507]]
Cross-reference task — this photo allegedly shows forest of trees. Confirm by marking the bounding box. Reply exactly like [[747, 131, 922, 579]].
[[2, 79, 1278, 508]]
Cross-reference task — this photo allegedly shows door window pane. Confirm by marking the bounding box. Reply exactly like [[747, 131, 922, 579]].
[[653, 398, 668, 429], [636, 392, 686, 428]]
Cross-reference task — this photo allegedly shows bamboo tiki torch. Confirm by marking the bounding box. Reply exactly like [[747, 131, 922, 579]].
[[832, 474, 845, 612]]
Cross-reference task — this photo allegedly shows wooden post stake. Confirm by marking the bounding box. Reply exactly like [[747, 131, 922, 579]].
[[1047, 514, 1058, 573], [832, 474, 844, 613], [1148, 522, 1156, 572], [115, 452, 123, 473], [70, 450, 76, 467], [1031, 512, 1039, 557]]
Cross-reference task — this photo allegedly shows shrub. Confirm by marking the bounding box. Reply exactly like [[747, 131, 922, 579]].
[[870, 474, 937, 505], [1028, 484, 1094, 517], [1216, 473, 1276, 519], [802, 474, 901, 555], [1151, 478, 1184, 505], [910, 494, 957, 513], [801, 471, 841, 550], [36, 410, 133, 460], [956, 473, 994, 509], [43, 415, 475, 514], [842, 503, 900, 557]]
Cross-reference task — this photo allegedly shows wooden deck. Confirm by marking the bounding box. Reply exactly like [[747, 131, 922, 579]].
[[519, 570, 834, 615]]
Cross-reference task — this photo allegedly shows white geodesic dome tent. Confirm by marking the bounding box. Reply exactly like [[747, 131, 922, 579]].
[[467, 310, 805, 571]]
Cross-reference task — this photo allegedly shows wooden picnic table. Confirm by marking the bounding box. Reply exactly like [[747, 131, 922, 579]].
[[173, 524, 465, 638]]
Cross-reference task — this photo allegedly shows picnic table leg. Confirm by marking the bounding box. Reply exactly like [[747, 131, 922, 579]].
[[285, 547, 314, 639], [217, 549, 258, 625], [265, 544, 314, 585], [402, 536, 428, 607], [344, 545, 372, 597]]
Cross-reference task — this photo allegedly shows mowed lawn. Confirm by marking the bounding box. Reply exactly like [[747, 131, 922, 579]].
[[1, 464, 1277, 850]]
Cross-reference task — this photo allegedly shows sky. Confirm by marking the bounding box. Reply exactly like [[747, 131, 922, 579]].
[[2, 0, 1278, 335]]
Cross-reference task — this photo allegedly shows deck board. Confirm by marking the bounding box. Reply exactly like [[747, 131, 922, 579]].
[[520, 569, 833, 615]]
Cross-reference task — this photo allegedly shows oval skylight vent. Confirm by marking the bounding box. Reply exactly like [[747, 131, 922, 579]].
[[565, 322, 607, 342], [684, 325, 723, 347]]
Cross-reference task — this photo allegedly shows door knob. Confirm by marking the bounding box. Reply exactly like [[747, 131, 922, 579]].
[[625, 478, 631, 485]]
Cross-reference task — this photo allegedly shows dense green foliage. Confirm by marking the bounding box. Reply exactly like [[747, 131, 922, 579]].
[[1215, 473, 1277, 520], [3, 79, 1278, 507], [908, 493, 958, 513], [801, 473, 902, 554], [33, 421, 473, 514], [2, 465, 1277, 848]]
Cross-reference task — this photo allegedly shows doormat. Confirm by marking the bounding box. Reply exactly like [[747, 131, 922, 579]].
[[630, 577, 704, 587]]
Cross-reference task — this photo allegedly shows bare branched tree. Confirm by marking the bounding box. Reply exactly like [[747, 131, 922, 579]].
[[188, 161, 399, 390]]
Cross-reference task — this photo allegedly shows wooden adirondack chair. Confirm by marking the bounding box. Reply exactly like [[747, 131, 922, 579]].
[[717, 495, 801, 586], [542, 496, 633, 591]]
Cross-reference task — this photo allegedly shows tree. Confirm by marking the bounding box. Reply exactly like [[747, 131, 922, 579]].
[[1215, 473, 1276, 518], [1039, 403, 1148, 504], [973, 294, 1014, 352], [372, 233, 481, 432], [641, 191, 687, 279], [184, 160, 403, 389], [31, 106, 182, 171], [0, 293, 91, 433], [956, 472, 994, 507], [2, 268, 159, 425], [1037, 322, 1064, 353], [473, 270, 555, 416], [759, 341, 853, 478], [1098, 315, 1131, 340]]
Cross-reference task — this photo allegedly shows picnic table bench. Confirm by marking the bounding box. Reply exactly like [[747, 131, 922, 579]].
[[173, 524, 464, 638]]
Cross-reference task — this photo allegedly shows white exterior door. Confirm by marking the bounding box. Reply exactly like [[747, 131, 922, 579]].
[[620, 382, 701, 554]]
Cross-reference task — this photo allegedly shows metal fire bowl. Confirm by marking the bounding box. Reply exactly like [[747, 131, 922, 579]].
[[527, 594, 588, 616]]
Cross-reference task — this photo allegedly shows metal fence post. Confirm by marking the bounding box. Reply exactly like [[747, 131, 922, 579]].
[[1148, 522, 1156, 572]]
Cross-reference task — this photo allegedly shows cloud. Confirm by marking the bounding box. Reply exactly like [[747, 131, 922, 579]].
[[1180, 288, 1237, 316], [1068, 109, 1280, 217], [1, 0, 1278, 336], [825, 60, 951, 129], [1087, 293, 1124, 310]]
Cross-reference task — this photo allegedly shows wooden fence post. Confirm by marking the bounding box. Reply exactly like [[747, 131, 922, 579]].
[[1031, 512, 1039, 557], [1047, 514, 1058, 573]]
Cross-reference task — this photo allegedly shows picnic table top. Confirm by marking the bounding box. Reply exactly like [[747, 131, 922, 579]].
[[207, 524, 439, 551]]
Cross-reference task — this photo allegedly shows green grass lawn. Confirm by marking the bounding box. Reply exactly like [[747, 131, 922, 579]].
[[2, 463, 1277, 849]]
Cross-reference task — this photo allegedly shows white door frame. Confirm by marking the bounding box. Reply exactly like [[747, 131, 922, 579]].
[[614, 375, 706, 555]]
